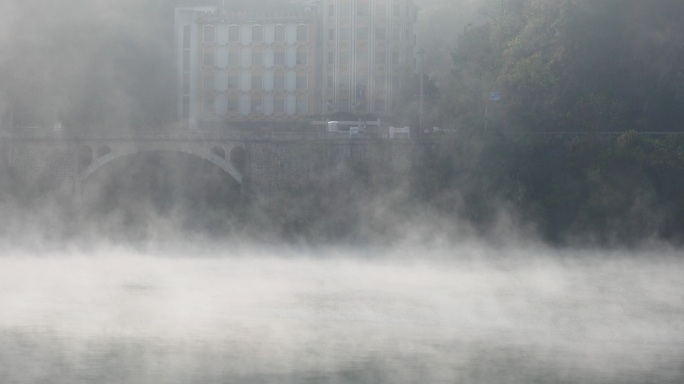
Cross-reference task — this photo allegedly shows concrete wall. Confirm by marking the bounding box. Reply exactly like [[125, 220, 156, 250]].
[[246, 138, 416, 196]]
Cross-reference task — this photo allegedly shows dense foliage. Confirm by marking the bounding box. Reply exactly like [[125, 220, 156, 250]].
[[400, 0, 684, 247], [414, 132, 684, 246], [420, 0, 684, 133]]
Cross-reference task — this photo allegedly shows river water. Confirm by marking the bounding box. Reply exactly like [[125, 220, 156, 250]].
[[1, 243, 683, 383]]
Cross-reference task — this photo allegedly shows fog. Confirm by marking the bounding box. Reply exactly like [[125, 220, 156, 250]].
[[2, 245, 683, 383], [1, 0, 684, 383]]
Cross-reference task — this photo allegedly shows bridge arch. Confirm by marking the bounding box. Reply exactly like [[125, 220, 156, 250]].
[[79, 145, 244, 186], [96, 145, 112, 158], [211, 145, 226, 160]]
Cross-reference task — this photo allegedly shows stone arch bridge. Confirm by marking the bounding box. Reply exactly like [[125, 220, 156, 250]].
[[76, 137, 246, 194], [1, 130, 416, 200]]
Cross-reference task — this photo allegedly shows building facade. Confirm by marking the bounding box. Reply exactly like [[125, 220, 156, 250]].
[[175, 0, 417, 129], [319, 0, 418, 116], [175, 4, 319, 129]]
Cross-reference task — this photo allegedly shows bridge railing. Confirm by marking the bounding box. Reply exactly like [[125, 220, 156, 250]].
[[0, 127, 405, 141]]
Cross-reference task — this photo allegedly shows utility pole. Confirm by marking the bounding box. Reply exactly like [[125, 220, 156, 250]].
[[419, 48, 425, 137]]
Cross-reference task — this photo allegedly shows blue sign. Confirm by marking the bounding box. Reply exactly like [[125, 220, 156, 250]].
[[489, 92, 501, 101]]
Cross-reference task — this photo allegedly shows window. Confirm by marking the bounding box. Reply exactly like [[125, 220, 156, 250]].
[[328, 52, 334, 64], [296, 51, 308, 66], [229, 25, 239, 42], [203, 73, 214, 91], [182, 96, 190, 118], [227, 74, 238, 89], [216, 25, 228, 45], [183, 26, 191, 48], [357, 28, 368, 40], [228, 49, 239, 66], [182, 75, 190, 93], [274, 98, 285, 113], [203, 51, 214, 66], [183, 52, 190, 68], [375, 98, 385, 113], [274, 25, 286, 42], [357, 3, 368, 16], [215, 48, 228, 68], [214, 71, 228, 91], [357, 72, 368, 87], [252, 95, 262, 112], [340, 53, 350, 65], [274, 51, 285, 66], [241, 48, 250, 67], [327, 75, 334, 88], [356, 48, 368, 63], [296, 74, 308, 89], [203, 96, 213, 113], [328, 29, 335, 40], [252, 25, 263, 43], [392, 52, 399, 65], [296, 95, 308, 113], [376, 28, 386, 40], [227, 96, 238, 112], [213, 94, 228, 116], [274, 73, 285, 90], [204, 25, 215, 43], [252, 50, 262, 66], [340, 0, 351, 13], [340, 28, 350, 41], [296, 25, 308, 42], [251, 74, 262, 90], [376, 4, 386, 15], [356, 84, 366, 101], [375, 74, 386, 88], [375, 51, 386, 65], [328, 4, 335, 16]]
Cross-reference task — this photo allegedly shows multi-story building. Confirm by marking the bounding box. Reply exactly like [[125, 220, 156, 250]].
[[319, 0, 418, 116], [175, 3, 319, 129], [175, 0, 417, 129]]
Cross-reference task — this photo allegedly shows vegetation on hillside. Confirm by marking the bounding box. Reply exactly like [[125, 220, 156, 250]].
[[417, 0, 684, 133], [414, 132, 684, 246], [394, 0, 684, 247]]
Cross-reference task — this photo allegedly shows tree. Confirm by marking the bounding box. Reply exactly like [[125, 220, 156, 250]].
[[444, 0, 684, 132]]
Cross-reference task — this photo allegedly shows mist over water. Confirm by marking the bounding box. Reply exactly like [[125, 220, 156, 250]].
[[2, 243, 683, 383], [2, 0, 684, 382]]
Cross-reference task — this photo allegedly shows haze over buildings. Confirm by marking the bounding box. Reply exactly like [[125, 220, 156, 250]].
[[175, 0, 418, 129]]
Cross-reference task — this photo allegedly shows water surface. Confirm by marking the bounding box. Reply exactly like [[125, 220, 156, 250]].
[[1, 245, 683, 383]]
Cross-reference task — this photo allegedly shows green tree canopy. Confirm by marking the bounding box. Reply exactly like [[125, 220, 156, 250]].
[[445, 0, 684, 132]]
